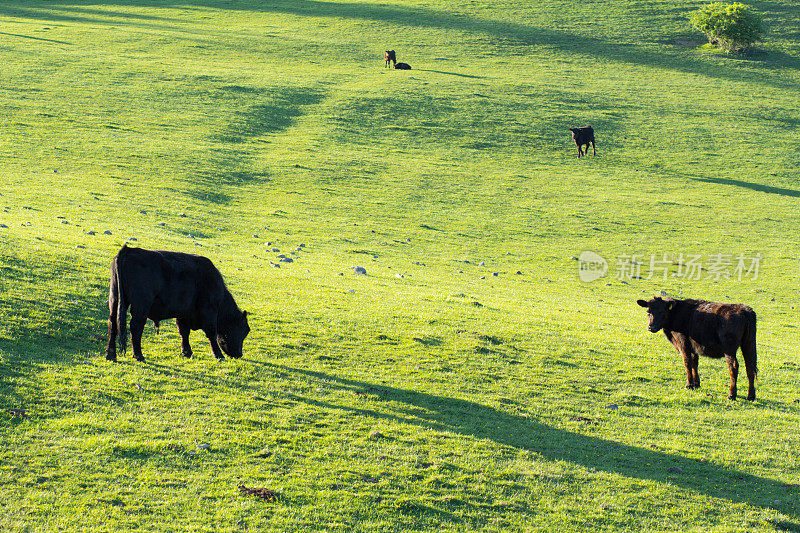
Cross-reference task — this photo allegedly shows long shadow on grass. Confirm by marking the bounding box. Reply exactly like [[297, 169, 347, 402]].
[[145, 359, 799, 520], [8, 0, 798, 88], [691, 176, 800, 198]]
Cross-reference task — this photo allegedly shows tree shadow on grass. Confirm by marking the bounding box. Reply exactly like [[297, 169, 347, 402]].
[[144, 359, 800, 522], [5, 0, 798, 88], [691, 176, 800, 197]]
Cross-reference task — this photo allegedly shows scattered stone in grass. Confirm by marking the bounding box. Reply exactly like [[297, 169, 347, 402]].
[[471, 301, 483, 307], [157, 222, 166, 227], [272, 248, 280, 252], [478, 261, 485, 266], [103, 230, 112, 235], [61, 220, 69, 224], [139, 210, 147, 214], [516, 271, 523, 275], [667, 466, 683, 474], [194, 439, 211, 451], [479, 276, 486, 280], [239, 485, 278, 502], [395, 273, 404, 278], [128, 237, 138, 242], [346, 289, 355, 294], [279, 257, 293, 263], [354, 266, 367, 275], [85, 230, 96, 235], [368, 430, 386, 440], [298, 243, 306, 248], [492, 272, 499, 277], [255, 447, 272, 458], [605, 403, 618, 410], [178, 212, 187, 217], [0, 224, 7, 229]]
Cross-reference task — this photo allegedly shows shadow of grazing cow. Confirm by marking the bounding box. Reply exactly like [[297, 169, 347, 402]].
[[384, 50, 396, 68], [636, 296, 757, 401], [569, 126, 596, 157]]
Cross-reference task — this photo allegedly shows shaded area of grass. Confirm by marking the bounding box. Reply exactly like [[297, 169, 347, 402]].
[[3, 0, 798, 88], [691, 176, 800, 198], [0, 247, 108, 410], [138, 360, 799, 521]]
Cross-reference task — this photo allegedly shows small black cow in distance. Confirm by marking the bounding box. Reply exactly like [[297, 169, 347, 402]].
[[384, 50, 396, 68], [106, 245, 250, 363], [636, 296, 757, 401], [569, 126, 596, 158]]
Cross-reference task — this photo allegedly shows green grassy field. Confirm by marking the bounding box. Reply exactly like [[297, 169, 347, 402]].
[[1, 0, 799, 530]]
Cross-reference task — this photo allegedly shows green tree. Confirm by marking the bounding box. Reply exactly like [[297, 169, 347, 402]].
[[689, 2, 764, 52]]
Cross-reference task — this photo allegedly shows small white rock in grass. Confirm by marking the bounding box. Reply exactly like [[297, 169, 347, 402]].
[[178, 212, 187, 217], [479, 261, 485, 267], [157, 222, 166, 227], [354, 266, 367, 275]]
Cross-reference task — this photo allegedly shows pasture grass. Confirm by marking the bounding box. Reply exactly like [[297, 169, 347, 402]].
[[0, 0, 799, 530]]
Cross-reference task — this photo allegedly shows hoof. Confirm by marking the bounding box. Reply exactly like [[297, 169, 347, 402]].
[[105, 353, 117, 363], [133, 354, 146, 363], [182, 350, 193, 358], [747, 393, 756, 401]]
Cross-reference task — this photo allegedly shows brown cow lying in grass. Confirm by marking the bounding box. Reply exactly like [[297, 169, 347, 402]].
[[569, 126, 595, 157], [636, 296, 757, 401]]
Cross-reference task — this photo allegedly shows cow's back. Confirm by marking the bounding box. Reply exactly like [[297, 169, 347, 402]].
[[118, 248, 226, 322], [669, 299, 754, 350]]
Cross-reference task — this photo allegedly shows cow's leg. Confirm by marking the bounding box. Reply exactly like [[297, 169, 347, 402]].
[[176, 318, 193, 358], [690, 353, 700, 389], [724, 352, 739, 400], [681, 350, 697, 389], [576, 143, 583, 158], [202, 325, 225, 360], [741, 340, 757, 402], [129, 313, 147, 362], [591, 140, 596, 156]]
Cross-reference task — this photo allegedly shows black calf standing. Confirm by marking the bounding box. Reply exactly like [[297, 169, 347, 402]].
[[569, 126, 596, 157]]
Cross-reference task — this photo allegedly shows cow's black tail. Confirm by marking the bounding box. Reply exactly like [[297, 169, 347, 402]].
[[115, 246, 129, 354]]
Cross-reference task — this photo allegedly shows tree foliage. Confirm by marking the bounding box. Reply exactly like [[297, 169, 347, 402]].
[[689, 2, 764, 52]]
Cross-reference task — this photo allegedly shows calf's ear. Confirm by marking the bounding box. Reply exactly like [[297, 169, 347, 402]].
[[636, 299, 648, 307]]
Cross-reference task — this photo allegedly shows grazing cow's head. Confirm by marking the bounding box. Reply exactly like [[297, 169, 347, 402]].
[[636, 297, 674, 332], [218, 310, 250, 359]]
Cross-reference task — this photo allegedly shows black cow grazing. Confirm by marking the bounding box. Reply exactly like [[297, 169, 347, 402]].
[[569, 126, 596, 157], [384, 50, 396, 68], [636, 296, 757, 401], [106, 245, 250, 363], [394, 62, 411, 70]]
